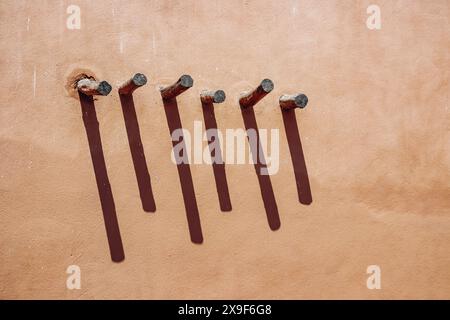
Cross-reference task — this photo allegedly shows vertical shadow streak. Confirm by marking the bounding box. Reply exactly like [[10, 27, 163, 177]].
[[241, 107, 281, 230], [119, 94, 156, 212], [281, 110, 312, 205], [162, 97, 203, 244], [201, 101, 232, 212], [79, 92, 125, 262]]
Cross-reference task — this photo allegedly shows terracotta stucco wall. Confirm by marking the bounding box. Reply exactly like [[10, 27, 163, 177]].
[[0, 0, 449, 299]]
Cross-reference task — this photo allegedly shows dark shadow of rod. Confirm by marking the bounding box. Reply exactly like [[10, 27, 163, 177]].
[[119, 73, 156, 212], [201, 90, 232, 212], [240, 79, 280, 230], [280, 93, 312, 205], [161, 75, 203, 244]]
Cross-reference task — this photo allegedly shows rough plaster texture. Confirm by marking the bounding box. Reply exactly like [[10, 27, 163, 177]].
[[0, 0, 449, 299]]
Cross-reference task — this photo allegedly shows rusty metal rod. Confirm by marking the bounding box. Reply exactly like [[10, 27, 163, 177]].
[[279, 93, 308, 110], [160, 75, 193, 99], [239, 79, 274, 109], [77, 78, 112, 96], [200, 90, 226, 104], [118, 73, 147, 95]]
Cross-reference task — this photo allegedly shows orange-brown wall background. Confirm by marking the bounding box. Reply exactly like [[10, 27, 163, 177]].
[[0, 0, 449, 299]]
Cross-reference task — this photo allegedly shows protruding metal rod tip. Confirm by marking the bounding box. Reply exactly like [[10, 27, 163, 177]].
[[132, 73, 147, 86], [77, 78, 112, 96], [97, 81, 112, 96], [260, 79, 274, 93], [118, 73, 148, 95], [179, 74, 194, 88], [295, 94, 308, 108], [239, 79, 274, 109], [200, 90, 226, 104], [161, 74, 194, 99], [279, 93, 308, 110], [213, 90, 226, 103]]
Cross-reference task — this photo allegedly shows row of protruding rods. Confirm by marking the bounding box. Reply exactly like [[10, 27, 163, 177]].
[[77, 73, 310, 262], [77, 74, 308, 110]]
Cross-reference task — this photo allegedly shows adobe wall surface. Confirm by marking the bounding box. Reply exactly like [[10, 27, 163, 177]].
[[0, 0, 449, 299]]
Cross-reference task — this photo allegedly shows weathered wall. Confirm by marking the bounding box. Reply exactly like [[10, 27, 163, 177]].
[[0, 0, 449, 299]]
